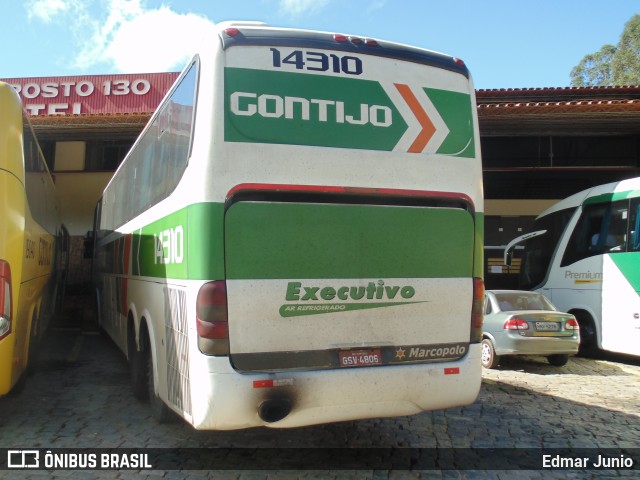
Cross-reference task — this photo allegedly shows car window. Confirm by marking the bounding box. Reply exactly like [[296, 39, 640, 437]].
[[484, 296, 492, 315], [494, 292, 555, 311]]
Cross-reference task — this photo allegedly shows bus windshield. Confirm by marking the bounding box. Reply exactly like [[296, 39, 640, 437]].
[[518, 207, 575, 290]]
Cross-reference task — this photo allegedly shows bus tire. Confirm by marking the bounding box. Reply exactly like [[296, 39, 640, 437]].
[[146, 339, 174, 424], [573, 311, 599, 357], [128, 322, 148, 401]]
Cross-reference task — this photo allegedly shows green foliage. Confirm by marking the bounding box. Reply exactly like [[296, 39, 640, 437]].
[[571, 14, 640, 86], [570, 45, 616, 87], [612, 14, 640, 85]]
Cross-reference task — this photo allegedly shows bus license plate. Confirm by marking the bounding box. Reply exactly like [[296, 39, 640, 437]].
[[535, 322, 559, 331], [339, 349, 382, 367]]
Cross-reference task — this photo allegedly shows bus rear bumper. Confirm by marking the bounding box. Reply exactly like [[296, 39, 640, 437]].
[[187, 343, 481, 430]]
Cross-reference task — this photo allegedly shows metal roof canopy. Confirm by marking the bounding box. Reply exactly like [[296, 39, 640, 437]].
[[477, 86, 640, 136], [30, 112, 151, 141], [28, 85, 640, 139]]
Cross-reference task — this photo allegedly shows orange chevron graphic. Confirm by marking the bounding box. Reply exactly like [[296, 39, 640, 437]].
[[394, 83, 437, 153]]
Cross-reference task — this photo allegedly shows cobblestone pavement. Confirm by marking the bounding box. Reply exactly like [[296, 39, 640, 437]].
[[0, 325, 639, 479]]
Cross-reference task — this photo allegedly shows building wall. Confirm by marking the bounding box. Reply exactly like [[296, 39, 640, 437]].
[[485, 199, 558, 217], [55, 172, 113, 236]]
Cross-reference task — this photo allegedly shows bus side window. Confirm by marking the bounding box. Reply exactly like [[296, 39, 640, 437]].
[[606, 203, 628, 252], [562, 201, 629, 266], [562, 204, 606, 266]]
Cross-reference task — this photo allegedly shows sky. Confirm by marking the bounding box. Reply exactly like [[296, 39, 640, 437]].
[[1, 0, 638, 90]]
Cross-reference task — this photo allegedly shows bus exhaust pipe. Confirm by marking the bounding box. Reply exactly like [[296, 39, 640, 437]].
[[258, 398, 292, 423]]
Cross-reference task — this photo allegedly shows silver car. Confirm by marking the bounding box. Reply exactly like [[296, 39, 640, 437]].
[[481, 290, 580, 368]]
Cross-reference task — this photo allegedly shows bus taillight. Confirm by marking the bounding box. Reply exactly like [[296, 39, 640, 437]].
[[0, 260, 12, 341], [471, 277, 484, 343], [196, 281, 229, 355]]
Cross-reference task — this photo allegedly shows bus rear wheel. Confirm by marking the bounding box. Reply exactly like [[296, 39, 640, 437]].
[[146, 342, 175, 424], [574, 311, 599, 357], [129, 327, 148, 401]]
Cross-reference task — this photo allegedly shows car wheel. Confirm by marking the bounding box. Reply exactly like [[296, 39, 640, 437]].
[[481, 339, 499, 369], [547, 354, 569, 367]]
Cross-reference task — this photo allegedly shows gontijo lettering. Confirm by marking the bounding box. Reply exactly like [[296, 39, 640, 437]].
[[230, 92, 392, 127]]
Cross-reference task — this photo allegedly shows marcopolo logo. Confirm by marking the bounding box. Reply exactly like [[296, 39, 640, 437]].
[[279, 280, 423, 317], [393, 343, 469, 363]]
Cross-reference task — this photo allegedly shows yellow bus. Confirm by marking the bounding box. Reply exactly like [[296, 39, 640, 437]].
[[0, 81, 66, 395]]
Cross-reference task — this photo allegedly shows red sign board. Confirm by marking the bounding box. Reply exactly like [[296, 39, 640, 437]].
[[0, 72, 180, 116]]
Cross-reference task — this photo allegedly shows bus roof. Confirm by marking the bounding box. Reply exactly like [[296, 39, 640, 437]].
[[217, 22, 470, 78], [539, 176, 640, 218]]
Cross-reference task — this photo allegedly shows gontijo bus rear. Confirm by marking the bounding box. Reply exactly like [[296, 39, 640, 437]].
[[94, 22, 484, 429]]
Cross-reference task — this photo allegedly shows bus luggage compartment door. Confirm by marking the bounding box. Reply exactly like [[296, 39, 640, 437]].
[[224, 198, 476, 373]]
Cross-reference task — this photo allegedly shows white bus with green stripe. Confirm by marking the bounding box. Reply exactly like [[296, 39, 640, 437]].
[[92, 22, 484, 430], [505, 177, 640, 357]]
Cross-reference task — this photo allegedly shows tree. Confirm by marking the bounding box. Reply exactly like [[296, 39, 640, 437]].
[[570, 14, 640, 86], [611, 14, 640, 85], [570, 45, 616, 87]]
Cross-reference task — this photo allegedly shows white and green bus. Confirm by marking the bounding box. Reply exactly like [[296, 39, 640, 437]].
[[92, 22, 484, 430], [505, 177, 640, 357]]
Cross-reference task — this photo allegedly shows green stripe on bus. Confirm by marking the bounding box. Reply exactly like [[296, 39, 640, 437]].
[[424, 88, 475, 158], [101, 202, 480, 282], [584, 190, 640, 206], [133, 203, 225, 280], [610, 253, 640, 295], [224, 202, 475, 280], [279, 301, 424, 317]]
